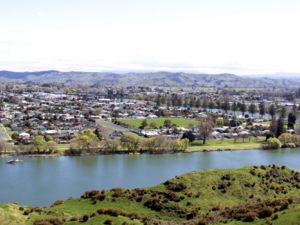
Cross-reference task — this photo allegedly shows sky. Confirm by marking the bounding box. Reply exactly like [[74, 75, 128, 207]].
[[0, 0, 300, 74]]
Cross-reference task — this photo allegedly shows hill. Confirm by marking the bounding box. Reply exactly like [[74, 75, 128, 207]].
[[0, 71, 300, 88], [2, 165, 300, 224]]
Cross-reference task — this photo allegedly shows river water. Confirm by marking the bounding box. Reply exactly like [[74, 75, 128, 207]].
[[1, 148, 300, 206]]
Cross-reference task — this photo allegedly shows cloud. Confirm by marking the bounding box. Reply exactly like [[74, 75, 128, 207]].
[[36, 11, 45, 17]]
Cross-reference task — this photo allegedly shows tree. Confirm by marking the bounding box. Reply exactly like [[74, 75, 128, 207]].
[[278, 133, 295, 146], [269, 104, 276, 119], [239, 102, 247, 116], [288, 112, 297, 129], [265, 138, 282, 149], [163, 119, 172, 129], [231, 102, 238, 114], [155, 95, 161, 106], [215, 117, 224, 127], [222, 99, 230, 113], [259, 103, 265, 118], [248, 103, 257, 116], [197, 117, 214, 144], [149, 122, 158, 129], [140, 119, 148, 129], [181, 131, 195, 142], [276, 117, 286, 138], [70, 129, 101, 151], [270, 118, 278, 137], [230, 117, 238, 127], [47, 140, 58, 153], [121, 133, 140, 152], [32, 135, 46, 152]]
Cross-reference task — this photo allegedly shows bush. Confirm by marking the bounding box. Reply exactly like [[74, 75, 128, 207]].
[[79, 214, 89, 222], [50, 199, 64, 207], [278, 133, 294, 145], [265, 138, 282, 149], [33, 219, 63, 225], [258, 207, 273, 218]]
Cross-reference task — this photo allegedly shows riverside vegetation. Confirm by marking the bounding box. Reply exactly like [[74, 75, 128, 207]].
[[2, 165, 300, 225]]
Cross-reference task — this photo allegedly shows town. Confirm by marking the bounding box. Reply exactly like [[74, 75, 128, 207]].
[[0, 84, 299, 155]]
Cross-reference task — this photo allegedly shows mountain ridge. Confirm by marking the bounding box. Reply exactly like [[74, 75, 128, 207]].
[[0, 70, 299, 88]]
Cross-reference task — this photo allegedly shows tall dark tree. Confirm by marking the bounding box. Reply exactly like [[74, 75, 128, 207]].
[[269, 104, 276, 119], [140, 119, 148, 129], [195, 98, 201, 108], [288, 112, 297, 129], [222, 99, 230, 113], [231, 102, 238, 114], [239, 102, 247, 116], [276, 117, 286, 137], [259, 102, 265, 118], [248, 102, 257, 116], [155, 95, 161, 106], [182, 131, 196, 142]]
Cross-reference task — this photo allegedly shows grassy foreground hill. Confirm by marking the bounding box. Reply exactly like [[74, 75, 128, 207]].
[[2, 165, 300, 225]]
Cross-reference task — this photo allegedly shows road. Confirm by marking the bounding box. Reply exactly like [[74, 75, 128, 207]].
[[96, 119, 129, 133]]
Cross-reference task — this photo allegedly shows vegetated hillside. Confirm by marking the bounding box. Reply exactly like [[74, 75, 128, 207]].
[[1, 70, 300, 88], [2, 165, 300, 225]]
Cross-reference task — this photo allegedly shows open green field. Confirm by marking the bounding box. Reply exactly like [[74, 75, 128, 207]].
[[117, 117, 199, 129], [187, 136, 265, 152], [2, 165, 300, 224]]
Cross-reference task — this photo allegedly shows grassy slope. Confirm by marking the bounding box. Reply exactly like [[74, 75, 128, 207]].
[[2, 165, 300, 224], [117, 117, 198, 129]]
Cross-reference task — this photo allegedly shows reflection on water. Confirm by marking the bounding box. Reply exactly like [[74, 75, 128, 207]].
[[0, 148, 300, 206]]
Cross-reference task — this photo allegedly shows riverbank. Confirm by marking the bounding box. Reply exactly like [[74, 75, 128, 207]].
[[0, 138, 266, 157]]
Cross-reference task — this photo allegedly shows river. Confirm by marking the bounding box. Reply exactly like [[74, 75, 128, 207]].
[[1, 148, 300, 206]]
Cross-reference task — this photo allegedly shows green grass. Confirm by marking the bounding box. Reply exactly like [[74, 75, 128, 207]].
[[2, 165, 300, 224], [57, 144, 70, 152], [117, 117, 198, 129], [0, 204, 26, 225], [187, 136, 265, 152]]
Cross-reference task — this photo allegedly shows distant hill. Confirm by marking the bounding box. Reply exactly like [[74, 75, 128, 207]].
[[0, 70, 300, 88]]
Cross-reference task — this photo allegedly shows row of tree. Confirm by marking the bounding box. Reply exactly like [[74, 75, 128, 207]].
[[155, 94, 296, 118], [69, 129, 189, 153]]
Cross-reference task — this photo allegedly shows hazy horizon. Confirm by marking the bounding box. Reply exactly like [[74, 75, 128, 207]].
[[1, 69, 300, 79], [1, 0, 300, 74]]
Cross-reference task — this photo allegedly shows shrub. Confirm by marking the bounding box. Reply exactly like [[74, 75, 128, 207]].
[[144, 199, 163, 211], [33, 219, 63, 225], [278, 133, 294, 145], [79, 215, 89, 222], [243, 212, 257, 222], [164, 181, 187, 192], [258, 207, 273, 218], [50, 199, 64, 207], [265, 138, 282, 149], [104, 218, 113, 225]]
